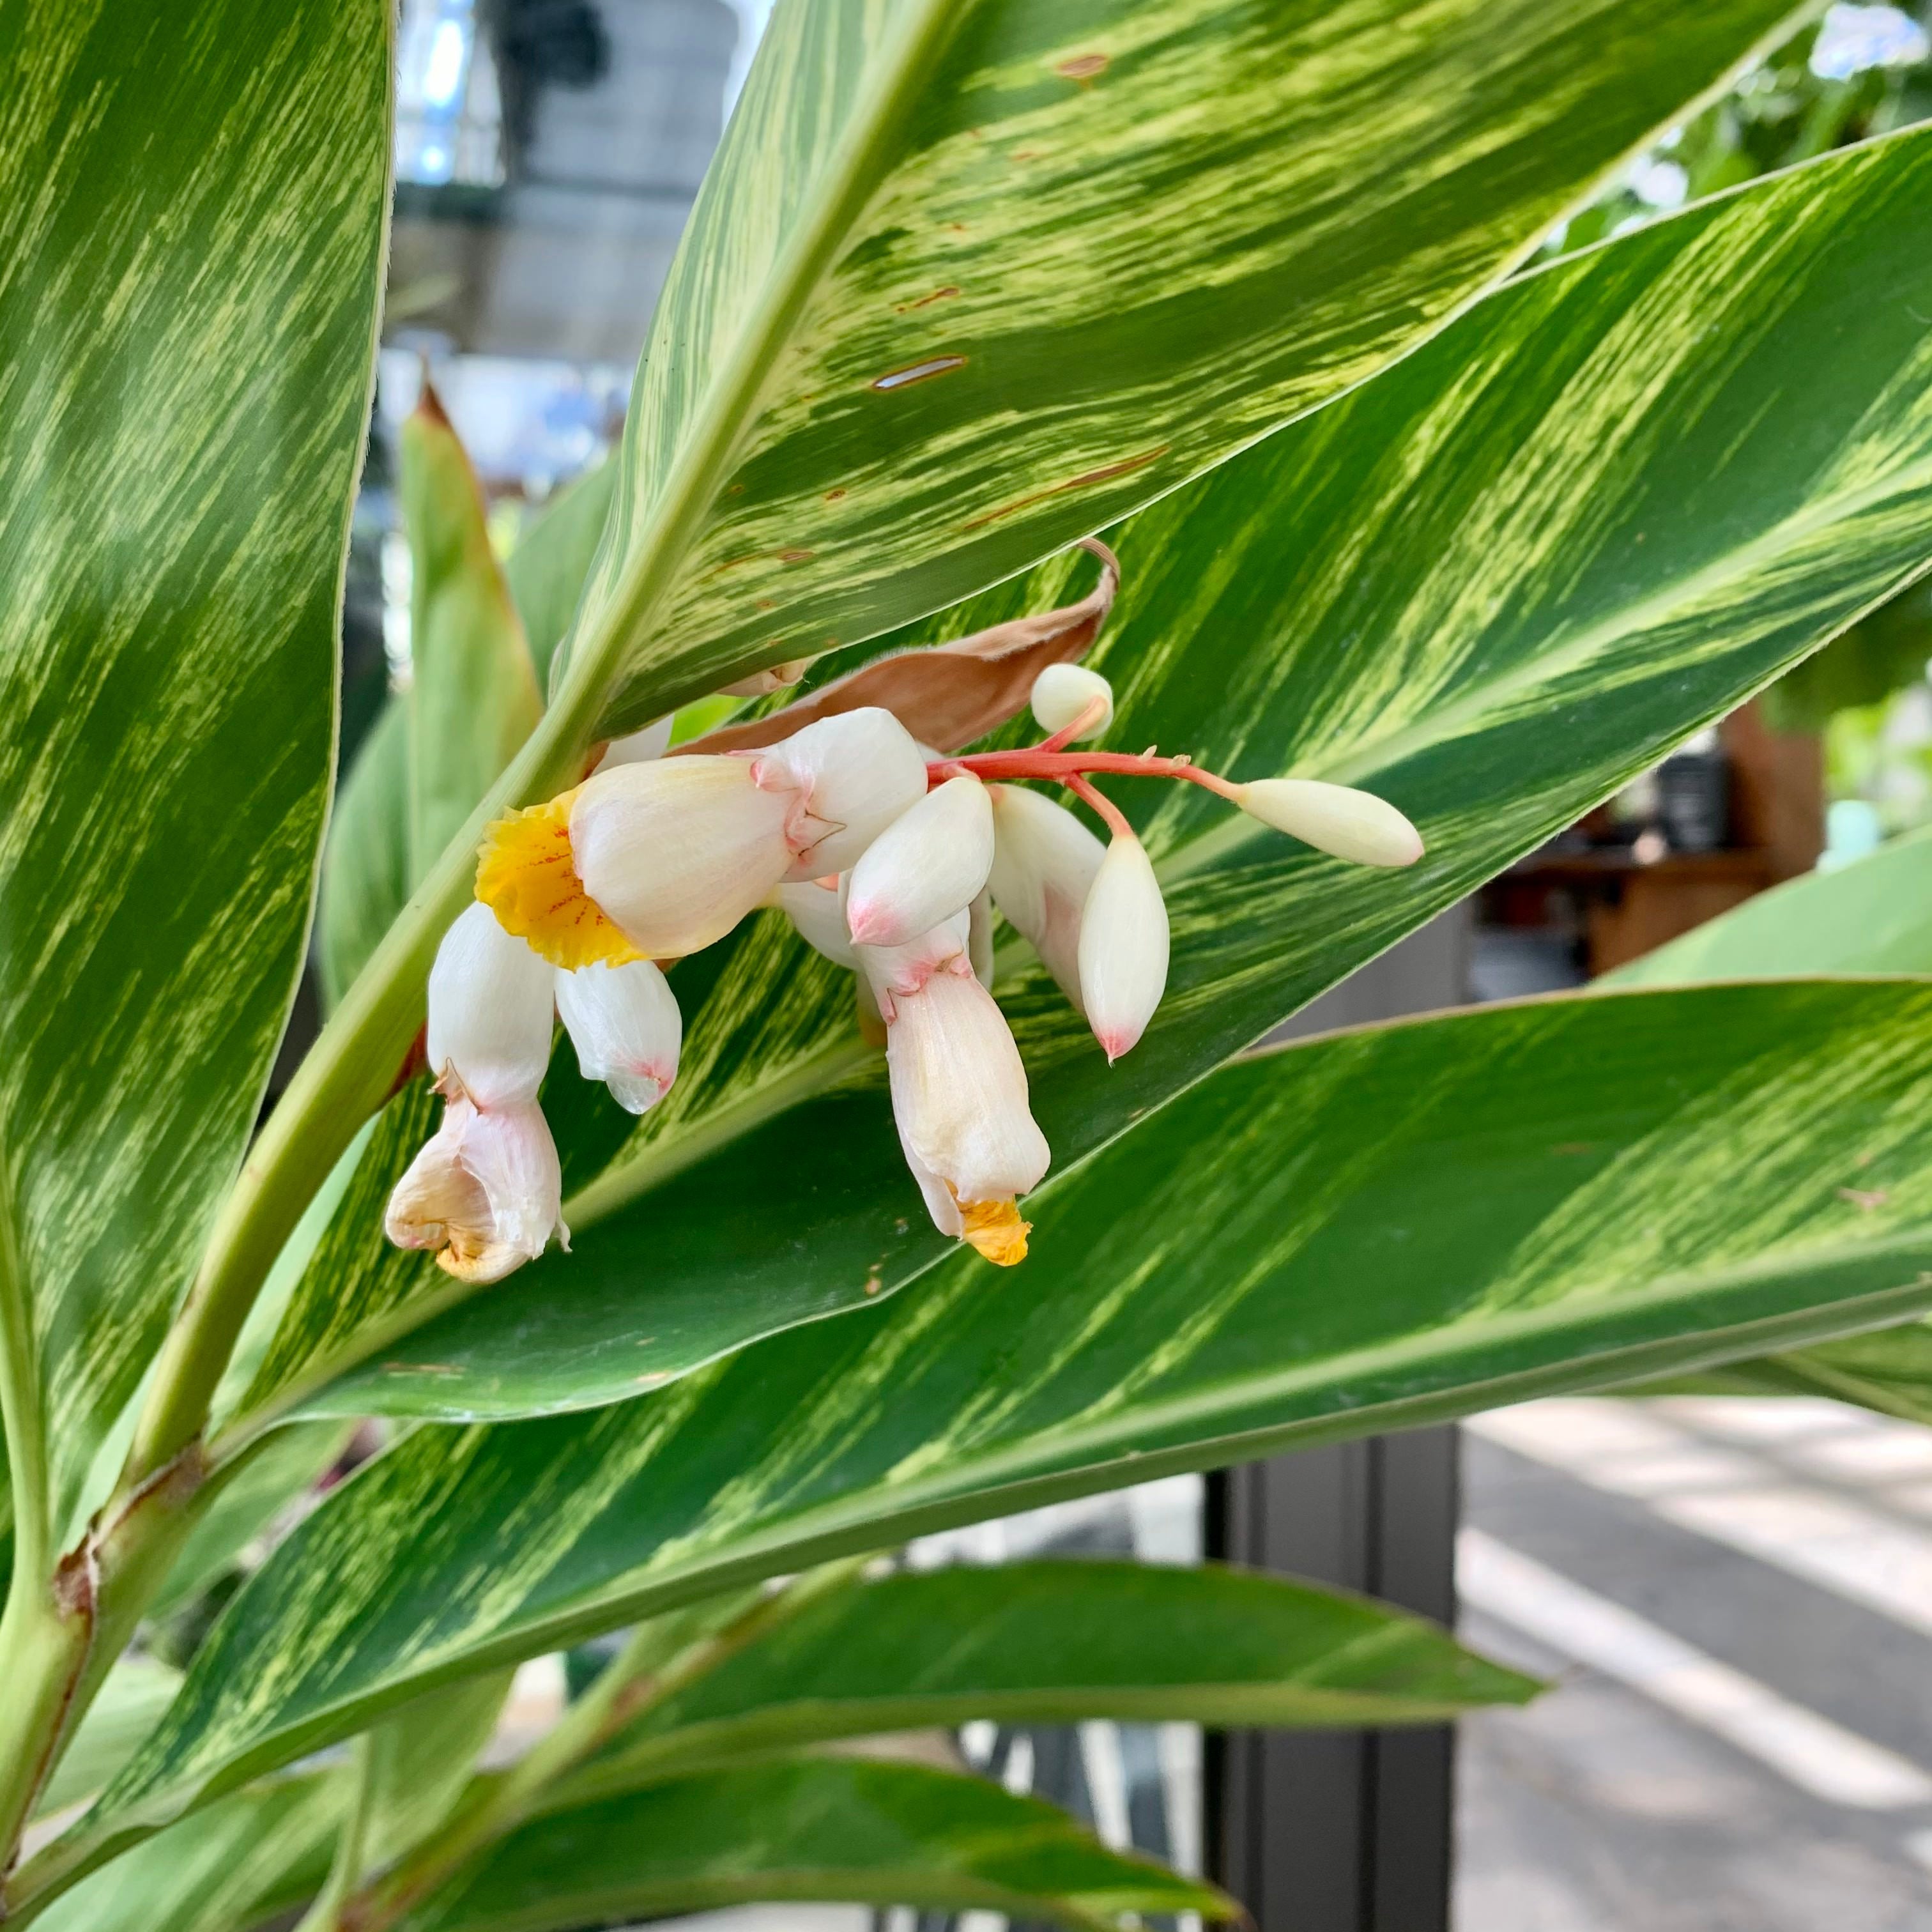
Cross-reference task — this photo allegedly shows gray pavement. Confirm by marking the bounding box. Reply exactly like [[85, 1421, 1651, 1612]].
[[1457, 1399, 1932, 1931]]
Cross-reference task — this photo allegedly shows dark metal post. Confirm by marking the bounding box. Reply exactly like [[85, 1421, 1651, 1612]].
[[1208, 912, 1469, 1931]]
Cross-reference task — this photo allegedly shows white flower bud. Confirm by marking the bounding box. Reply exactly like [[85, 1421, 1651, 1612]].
[[428, 901, 557, 1108], [1030, 663, 1114, 740], [1077, 832, 1169, 1064], [845, 775, 995, 949], [385, 1096, 566, 1284], [593, 716, 673, 771], [571, 755, 793, 958], [555, 958, 682, 1114], [773, 877, 856, 967], [857, 916, 1048, 1266], [1237, 779, 1423, 867], [986, 785, 1104, 1011], [753, 707, 929, 876]]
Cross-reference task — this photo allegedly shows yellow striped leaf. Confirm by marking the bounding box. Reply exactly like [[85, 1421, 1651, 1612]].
[[58, 979, 1932, 1884], [0, 1, 389, 1531], [559, 0, 1804, 734]]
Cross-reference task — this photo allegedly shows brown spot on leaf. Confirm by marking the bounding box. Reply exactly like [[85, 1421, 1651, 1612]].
[[1057, 51, 1109, 80], [1839, 1186, 1890, 1212], [896, 286, 961, 312], [824, 487, 848, 502], [873, 354, 967, 392], [776, 547, 815, 563], [962, 447, 1169, 530]]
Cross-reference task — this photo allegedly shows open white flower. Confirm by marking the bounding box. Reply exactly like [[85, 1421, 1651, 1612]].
[[1077, 830, 1169, 1063], [427, 901, 556, 1107], [845, 774, 995, 949], [477, 707, 927, 967], [384, 1095, 565, 1284], [985, 785, 1105, 1011], [857, 911, 1049, 1265], [555, 957, 682, 1113]]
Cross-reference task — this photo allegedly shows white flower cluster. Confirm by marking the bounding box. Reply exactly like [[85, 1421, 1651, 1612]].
[[386, 669, 1420, 1278]]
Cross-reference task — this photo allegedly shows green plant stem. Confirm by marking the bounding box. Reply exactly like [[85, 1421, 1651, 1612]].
[[348, 1560, 870, 1932], [0, 1169, 45, 1588], [120, 684, 603, 1494], [295, 1735, 377, 1932]]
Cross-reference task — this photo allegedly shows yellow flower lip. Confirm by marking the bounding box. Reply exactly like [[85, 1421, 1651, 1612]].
[[959, 1196, 1029, 1266], [475, 786, 646, 970]]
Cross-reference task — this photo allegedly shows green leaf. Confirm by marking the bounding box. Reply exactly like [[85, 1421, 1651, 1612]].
[[318, 452, 616, 1013], [0, 1, 389, 1533], [558, 0, 1802, 733], [319, 703, 411, 1012], [32, 1776, 340, 1932], [362, 1672, 515, 1874], [401, 391, 542, 883], [564, 1558, 1534, 1800], [34, 1660, 181, 1821], [504, 461, 615, 694], [399, 1759, 1230, 1932], [295, 128, 1932, 1427], [71, 979, 1932, 1876], [1597, 813, 1932, 1414], [146, 1423, 351, 1623], [1604, 824, 1932, 985]]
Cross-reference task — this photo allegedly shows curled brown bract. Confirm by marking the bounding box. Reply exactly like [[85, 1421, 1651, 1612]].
[[679, 537, 1119, 757]]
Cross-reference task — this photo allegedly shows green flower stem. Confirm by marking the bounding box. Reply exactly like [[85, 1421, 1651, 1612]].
[[293, 1735, 376, 1932], [348, 1560, 870, 1932], [120, 682, 605, 1497], [0, 1584, 91, 1880]]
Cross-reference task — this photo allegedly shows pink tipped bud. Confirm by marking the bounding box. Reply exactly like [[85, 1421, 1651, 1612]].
[[845, 775, 995, 949], [428, 901, 557, 1108], [1237, 779, 1423, 867], [385, 1096, 566, 1284], [1076, 832, 1169, 1064], [755, 706, 929, 877], [555, 958, 682, 1114], [986, 785, 1105, 1011], [1030, 663, 1114, 740], [772, 877, 857, 967]]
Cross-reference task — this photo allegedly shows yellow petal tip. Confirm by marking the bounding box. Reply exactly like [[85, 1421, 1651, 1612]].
[[960, 1197, 1030, 1266], [475, 787, 644, 970]]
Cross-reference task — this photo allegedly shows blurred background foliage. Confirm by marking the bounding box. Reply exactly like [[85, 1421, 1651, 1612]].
[[1552, 3, 1932, 848]]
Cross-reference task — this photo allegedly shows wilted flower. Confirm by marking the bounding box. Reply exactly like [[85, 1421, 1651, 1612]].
[[385, 1095, 565, 1284], [857, 911, 1049, 1266]]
